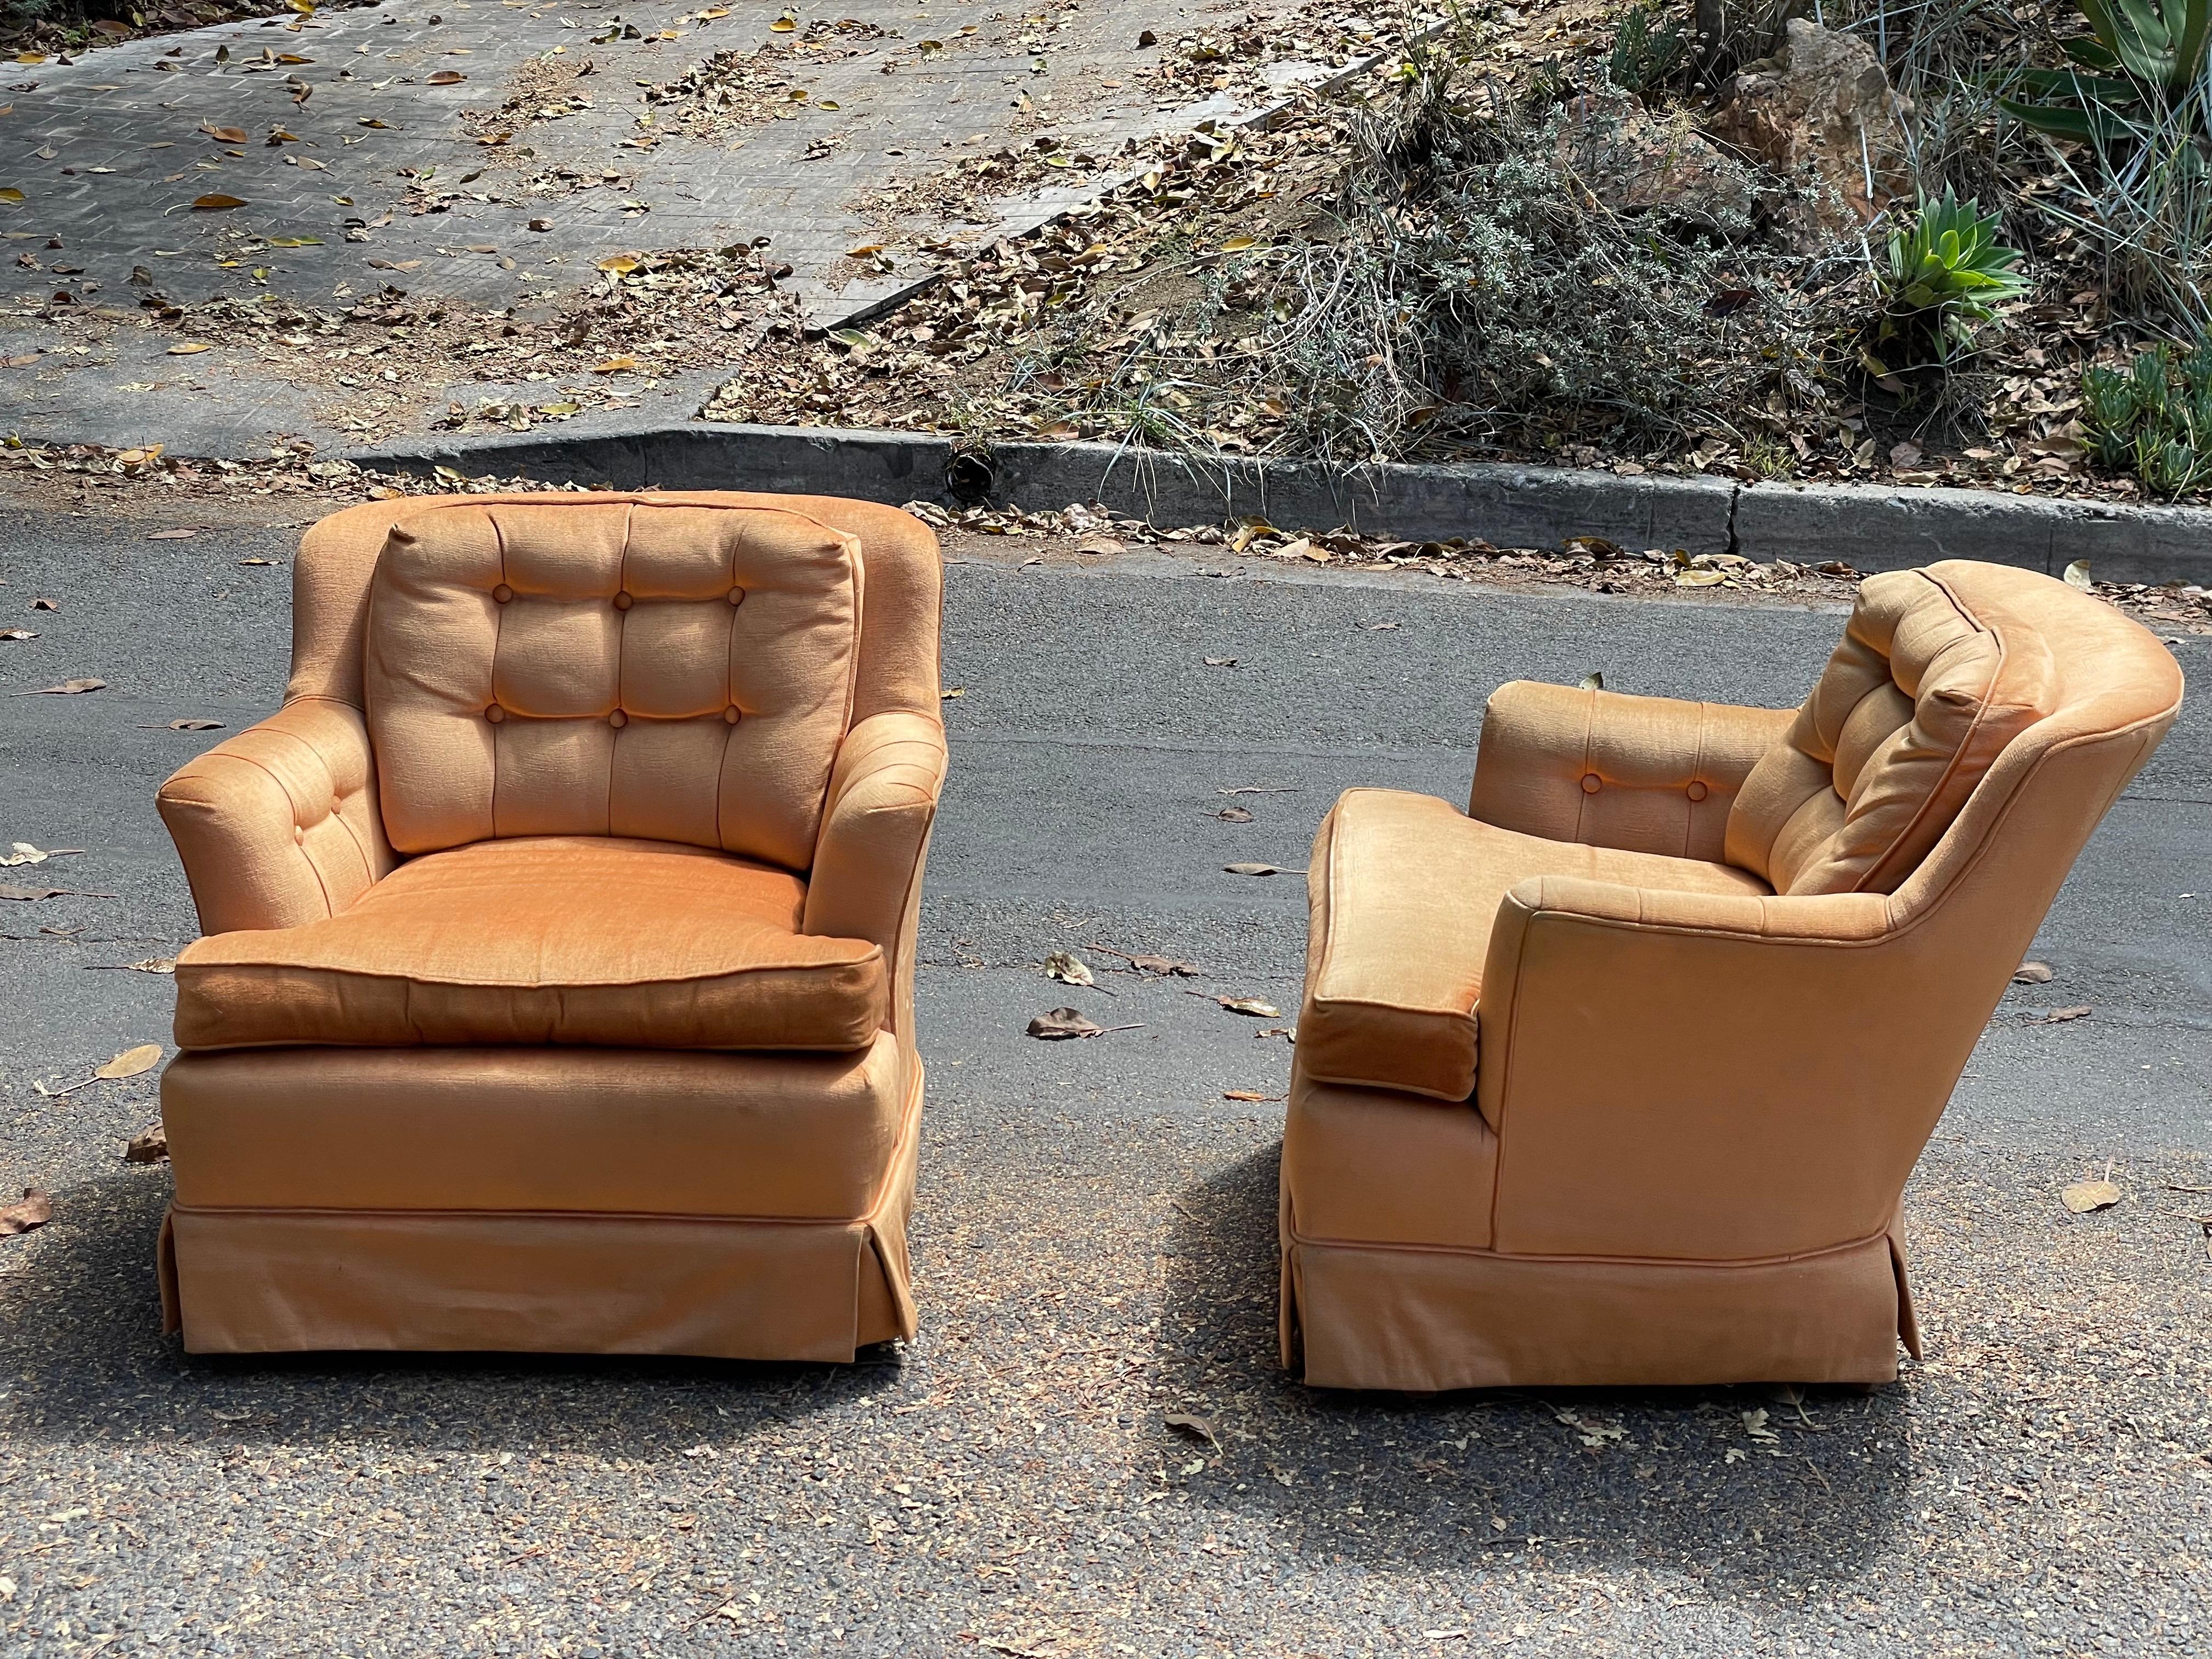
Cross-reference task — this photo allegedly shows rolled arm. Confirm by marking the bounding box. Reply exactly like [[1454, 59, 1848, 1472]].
[[1474, 874, 1955, 1261], [156, 696, 393, 935], [802, 710, 949, 956], [1469, 681, 1797, 861]]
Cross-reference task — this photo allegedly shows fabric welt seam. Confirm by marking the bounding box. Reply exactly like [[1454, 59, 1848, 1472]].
[[185, 953, 884, 989], [169, 1201, 882, 1229], [1280, 1224, 1898, 1268]]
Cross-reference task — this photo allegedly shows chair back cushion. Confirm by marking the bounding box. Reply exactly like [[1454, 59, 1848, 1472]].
[[364, 497, 861, 870], [1726, 567, 2058, 894]]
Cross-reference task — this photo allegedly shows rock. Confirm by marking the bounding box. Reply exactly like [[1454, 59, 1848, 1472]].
[[1555, 88, 1756, 229], [1712, 19, 1914, 232]]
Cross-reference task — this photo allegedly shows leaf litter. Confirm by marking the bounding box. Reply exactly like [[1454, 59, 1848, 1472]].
[[0, 1188, 50, 1239], [1025, 1007, 1143, 1041]]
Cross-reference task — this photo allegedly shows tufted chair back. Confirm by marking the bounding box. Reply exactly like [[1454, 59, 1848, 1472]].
[[278, 490, 942, 883], [364, 497, 862, 869], [1726, 565, 2061, 895]]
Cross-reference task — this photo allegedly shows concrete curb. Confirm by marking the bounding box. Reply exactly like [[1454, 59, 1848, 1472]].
[[351, 421, 2212, 585]]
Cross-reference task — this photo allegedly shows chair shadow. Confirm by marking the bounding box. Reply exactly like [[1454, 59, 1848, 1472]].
[[0, 1171, 901, 1458], [1152, 1143, 1914, 1590]]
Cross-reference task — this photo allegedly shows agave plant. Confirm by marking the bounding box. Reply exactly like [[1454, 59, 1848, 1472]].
[[2001, 1, 2212, 143], [1867, 191, 2030, 373]]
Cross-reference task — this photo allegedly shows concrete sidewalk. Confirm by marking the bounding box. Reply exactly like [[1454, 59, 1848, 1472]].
[[0, 0, 1393, 453]]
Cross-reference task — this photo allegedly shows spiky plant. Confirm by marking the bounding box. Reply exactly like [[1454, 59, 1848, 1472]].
[[2001, 1, 2212, 143], [1867, 190, 2030, 374]]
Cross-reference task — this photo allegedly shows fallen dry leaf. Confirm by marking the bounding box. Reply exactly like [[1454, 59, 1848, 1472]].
[[2, 843, 82, 866], [1195, 992, 1280, 1018], [0, 628, 36, 641], [2063, 560, 2094, 591], [199, 124, 248, 143], [2013, 960, 2055, 984], [1165, 1411, 1220, 1447], [1089, 944, 1199, 977], [2028, 1006, 2092, 1025], [1207, 805, 1254, 822], [0, 1188, 50, 1238], [1042, 950, 1094, 988], [0, 883, 112, 901], [1221, 1089, 1283, 1102], [145, 528, 199, 540], [86, 957, 177, 975], [190, 194, 247, 211], [428, 70, 467, 84], [1580, 671, 1605, 691], [125, 1124, 170, 1164], [161, 718, 225, 731], [1224, 862, 1301, 876], [95, 1043, 164, 1081], [1025, 1006, 1142, 1040], [18, 678, 105, 695], [2062, 1172, 2122, 1214], [1029, 1006, 1101, 1040]]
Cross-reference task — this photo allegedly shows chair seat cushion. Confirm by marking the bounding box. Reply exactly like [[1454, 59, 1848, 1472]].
[[1299, 789, 1770, 1101], [175, 836, 884, 1051]]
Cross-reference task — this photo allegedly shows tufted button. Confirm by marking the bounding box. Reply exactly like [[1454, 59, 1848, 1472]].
[[492, 583, 514, 603], [727, 586, 746, 606], [723, 705, 742, 725], [1580, 773, 1602, 794], [608, 710, 628, 729], [613, 591, 634, 611], [484, 703, 505, 725], [1686, 780, 1709, 802]]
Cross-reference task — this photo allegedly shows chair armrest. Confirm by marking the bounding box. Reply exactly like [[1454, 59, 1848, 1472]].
[[1475, 875, 1938, 1261], [1469, 681, 1797, 861], [802, 710, 949, 957], [155, 697, 393, 935]]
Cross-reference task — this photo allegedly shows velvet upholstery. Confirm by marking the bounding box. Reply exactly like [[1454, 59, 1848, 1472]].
[[155, 492, 945, 1361], [1282, 561, 2182, 1391]]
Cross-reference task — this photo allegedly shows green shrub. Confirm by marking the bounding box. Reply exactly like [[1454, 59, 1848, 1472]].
[[1866, 189, 2029, 374], [2001, 1, 2212, 143], [2082, 339, 2212, 495]]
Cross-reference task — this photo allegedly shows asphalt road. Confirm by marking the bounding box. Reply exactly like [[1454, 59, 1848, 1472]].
[[1, 494, 2208, 1657]]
